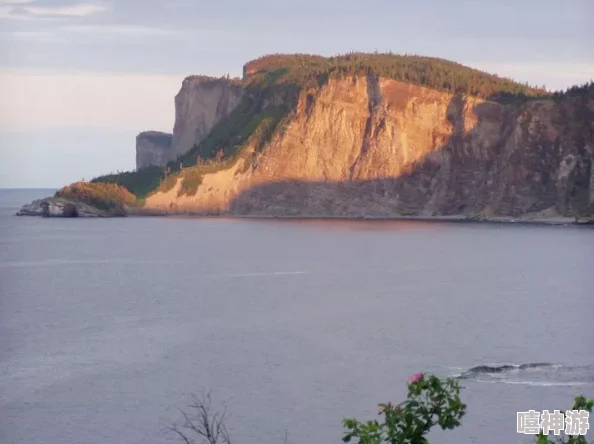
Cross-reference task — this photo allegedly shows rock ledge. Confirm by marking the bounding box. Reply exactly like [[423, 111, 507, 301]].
[[16, 197, 126, 218]]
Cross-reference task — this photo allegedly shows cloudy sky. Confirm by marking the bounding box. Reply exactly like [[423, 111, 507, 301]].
[[0, 0, 593, 187]]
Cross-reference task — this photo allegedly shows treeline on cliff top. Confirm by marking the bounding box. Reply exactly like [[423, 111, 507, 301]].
[[92, 53, 594, 199], [244, 52, 552, 102]]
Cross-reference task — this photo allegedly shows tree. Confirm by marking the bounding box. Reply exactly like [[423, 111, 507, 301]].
[[343, 373, 466, 444], [215, 147, 225, 163], [170, 391, 232, 444]]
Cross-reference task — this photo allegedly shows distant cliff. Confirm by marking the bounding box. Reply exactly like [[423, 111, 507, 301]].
[[93, 54, 594, 221], [136, 76, 244, 168], [136, 131, 172, 169]]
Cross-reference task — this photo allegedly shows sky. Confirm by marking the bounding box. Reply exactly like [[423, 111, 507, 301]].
[[0, 0, 593, 188]]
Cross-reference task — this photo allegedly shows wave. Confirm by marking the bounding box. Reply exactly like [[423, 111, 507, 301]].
[[453, 363, 594, 386], [497, 380, 592, 387], [460, 362, 557, 377]]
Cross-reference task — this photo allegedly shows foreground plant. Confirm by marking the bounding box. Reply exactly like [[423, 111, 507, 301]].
[[343, 373, 466, 444], [170, 391, 232, 444], [536, 396, 594, 444]]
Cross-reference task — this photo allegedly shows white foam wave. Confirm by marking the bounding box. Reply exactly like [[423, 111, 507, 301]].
[[488, 380, 593, 387]]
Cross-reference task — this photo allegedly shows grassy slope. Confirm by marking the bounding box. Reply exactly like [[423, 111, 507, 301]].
[[92, 53, 592, 200]]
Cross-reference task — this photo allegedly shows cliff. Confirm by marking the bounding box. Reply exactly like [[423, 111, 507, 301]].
[[87, 54, 594, 221], [136, 131, 172, 169], [135, 76, 244, 168], [168, 76, 244, 164]]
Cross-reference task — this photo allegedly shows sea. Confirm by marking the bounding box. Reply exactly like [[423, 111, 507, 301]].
[[1, 189, 592, 444]]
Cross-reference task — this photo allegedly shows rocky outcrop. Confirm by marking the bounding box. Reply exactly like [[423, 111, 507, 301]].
[[143, 76, 594, 220], [136, 131, 172, 169], [135, 77, 244, 168], [16, 197, 125, 217], [168, 77, 243, 163]]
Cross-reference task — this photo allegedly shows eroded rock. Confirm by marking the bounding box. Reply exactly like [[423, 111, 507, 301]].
[[16, 197, 124, 218]]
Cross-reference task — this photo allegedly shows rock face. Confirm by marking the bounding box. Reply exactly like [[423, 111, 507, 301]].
[[135, 77, 244, 168], [17, 198, 125, 217], [168, 77, 243, 164], [144, 75, 594, 219], [136, 131, 172, 169]]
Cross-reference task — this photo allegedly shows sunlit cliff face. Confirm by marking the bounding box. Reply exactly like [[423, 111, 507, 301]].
[[143, 76, 593, 219]]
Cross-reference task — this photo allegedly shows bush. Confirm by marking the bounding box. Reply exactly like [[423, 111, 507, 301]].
[[536, 396, 594, 444], [343, 373, 466, 444]]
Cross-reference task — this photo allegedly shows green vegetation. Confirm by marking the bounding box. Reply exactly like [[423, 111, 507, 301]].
[[177, 167, 203, 197], [171, 374, 593, 444], [173, 105, 286, 197], [183, 74, 242, 87], [56, 182, 136, 211], [177, 102, 288, 169], [343, 373, 466, 444], [552, 81, 594, 102], [244, 52, 553, 102], [537, 396, 594, 444], [91, 166, 163, 198], [91, 98, 287, 199]]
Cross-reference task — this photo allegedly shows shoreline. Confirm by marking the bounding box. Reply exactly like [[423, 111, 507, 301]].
[[125, 211, 592, 226], [14, 197, 593, 226]]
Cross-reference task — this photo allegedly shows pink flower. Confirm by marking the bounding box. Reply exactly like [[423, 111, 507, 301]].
[[409, 372, 424, 383]]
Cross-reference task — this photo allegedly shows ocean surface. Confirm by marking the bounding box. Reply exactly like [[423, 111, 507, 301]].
[[1, 188, 592, 444]]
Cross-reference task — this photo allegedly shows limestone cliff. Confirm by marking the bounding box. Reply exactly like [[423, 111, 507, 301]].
[[135, 76, 244, 168], [167, 76, 244, 164], [143, 75, 594, 220], [136, 131, 172, 169]]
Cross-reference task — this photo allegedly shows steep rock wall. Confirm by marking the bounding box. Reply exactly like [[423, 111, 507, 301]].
[[135, 77, 244, 168], [144, 76, 594, 219], [136, 131, 172, 169], [168, 77, 244, 163]]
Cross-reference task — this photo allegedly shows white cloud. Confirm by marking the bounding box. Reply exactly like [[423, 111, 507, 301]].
[[23, 3, 106, 16], [0, 2, 106, 20], [0, 71, 184, 132], [0, 0, 33, 4], [61, 24, 178, 36]]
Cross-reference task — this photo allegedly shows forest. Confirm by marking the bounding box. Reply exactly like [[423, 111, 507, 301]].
[[243, 52, 553, 102]]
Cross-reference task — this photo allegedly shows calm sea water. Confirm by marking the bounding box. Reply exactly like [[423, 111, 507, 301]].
[[1, 189, 592, 444]]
